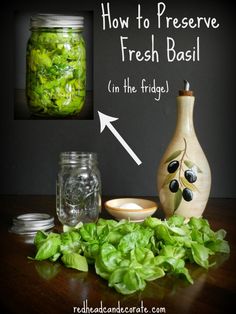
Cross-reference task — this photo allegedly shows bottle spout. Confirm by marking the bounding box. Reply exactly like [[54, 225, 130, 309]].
[[184, 80, 190, 91], [179, 80, 193, 96]]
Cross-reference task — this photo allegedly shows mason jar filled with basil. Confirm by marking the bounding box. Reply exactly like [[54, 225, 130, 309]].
[[26, 14, 86, 118]]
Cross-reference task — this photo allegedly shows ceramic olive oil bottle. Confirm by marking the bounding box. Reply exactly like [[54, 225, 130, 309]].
[[157, 81, 211, 219]]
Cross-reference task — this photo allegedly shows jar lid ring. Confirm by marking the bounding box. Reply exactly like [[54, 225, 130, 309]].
[[30, 14, 84, 29]]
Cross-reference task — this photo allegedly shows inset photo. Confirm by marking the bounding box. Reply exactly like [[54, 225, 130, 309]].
[[14, 11, 93, 119]]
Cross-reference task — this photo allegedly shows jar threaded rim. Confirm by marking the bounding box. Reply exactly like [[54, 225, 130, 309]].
[[59, 152, 97, 165]]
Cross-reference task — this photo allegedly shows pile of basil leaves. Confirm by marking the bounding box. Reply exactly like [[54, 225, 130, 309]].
[[32, 215, 230, 295]]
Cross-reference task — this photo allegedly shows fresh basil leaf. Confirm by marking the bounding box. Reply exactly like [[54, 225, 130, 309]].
[[174, 267, 193, 284], [191, 229, 204, 244], [35, 234, 61, 261], [95, 256, 110, 280], [60, 230, 81, 254], [123, 269, 146, 292], [167, 215, 185, 227], [97, 225, 110, 243], [62, 253, 88, 272], [109, 268, 146, 295], [98, 243, 122, 272], [79, 223, 97, 242], [142, 216, 162, 229], [34, 230, 48, 249], [83, 242, 100, 262], [155, 224, 174, 244], [132, 247, 155, 265], [118, 231, 140, 253], [207, 240, 230, 254], [165, 224, 187, 236], [49, 252, 61, 262], [97, 218, 118, 228], [191, 243, 209, 268], [63, 222, 83, 232], [108, 267, 128, 286], [107, 230, 123, 245], [138, 265, 165, 281], [159, 245, 186, 259], [215, 229, 227, 241], [188, 217, 204, 230]]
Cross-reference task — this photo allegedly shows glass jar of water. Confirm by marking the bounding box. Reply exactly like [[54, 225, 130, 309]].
[[56, 152, 101, 227]]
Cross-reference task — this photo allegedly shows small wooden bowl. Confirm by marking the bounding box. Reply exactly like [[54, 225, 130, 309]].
[[104, 198, 158, 222]]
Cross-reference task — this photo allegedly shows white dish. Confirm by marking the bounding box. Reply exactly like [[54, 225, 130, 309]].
[[105, 198, 158, 222]]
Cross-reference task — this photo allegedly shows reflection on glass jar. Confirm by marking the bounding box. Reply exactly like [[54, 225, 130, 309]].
[[26, 14, 86, 118], [56, 152, 101, 227]]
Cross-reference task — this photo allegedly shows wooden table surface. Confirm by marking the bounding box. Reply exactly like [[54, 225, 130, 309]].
[[0, 195, 235, 314]]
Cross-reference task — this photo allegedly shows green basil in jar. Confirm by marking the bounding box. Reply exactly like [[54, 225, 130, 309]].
[[26, 14, 86, 118]]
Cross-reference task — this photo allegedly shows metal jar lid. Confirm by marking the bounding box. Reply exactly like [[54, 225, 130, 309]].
[[30, 14, 84, 29], [10, 213, 54, 235]]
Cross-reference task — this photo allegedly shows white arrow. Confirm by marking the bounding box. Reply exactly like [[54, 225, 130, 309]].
[[98, 111, 142, 166]]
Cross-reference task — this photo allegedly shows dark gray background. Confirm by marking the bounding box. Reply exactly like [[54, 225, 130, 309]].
[[0, 0, 235, 197]]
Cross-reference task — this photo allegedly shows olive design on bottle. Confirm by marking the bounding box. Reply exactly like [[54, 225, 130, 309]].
[[169, 179, 179, 193], [182, 188, 193, 201], [163, 138, 203, 212], [184, 170, 197, 183], [167, 161, 179, 173]]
